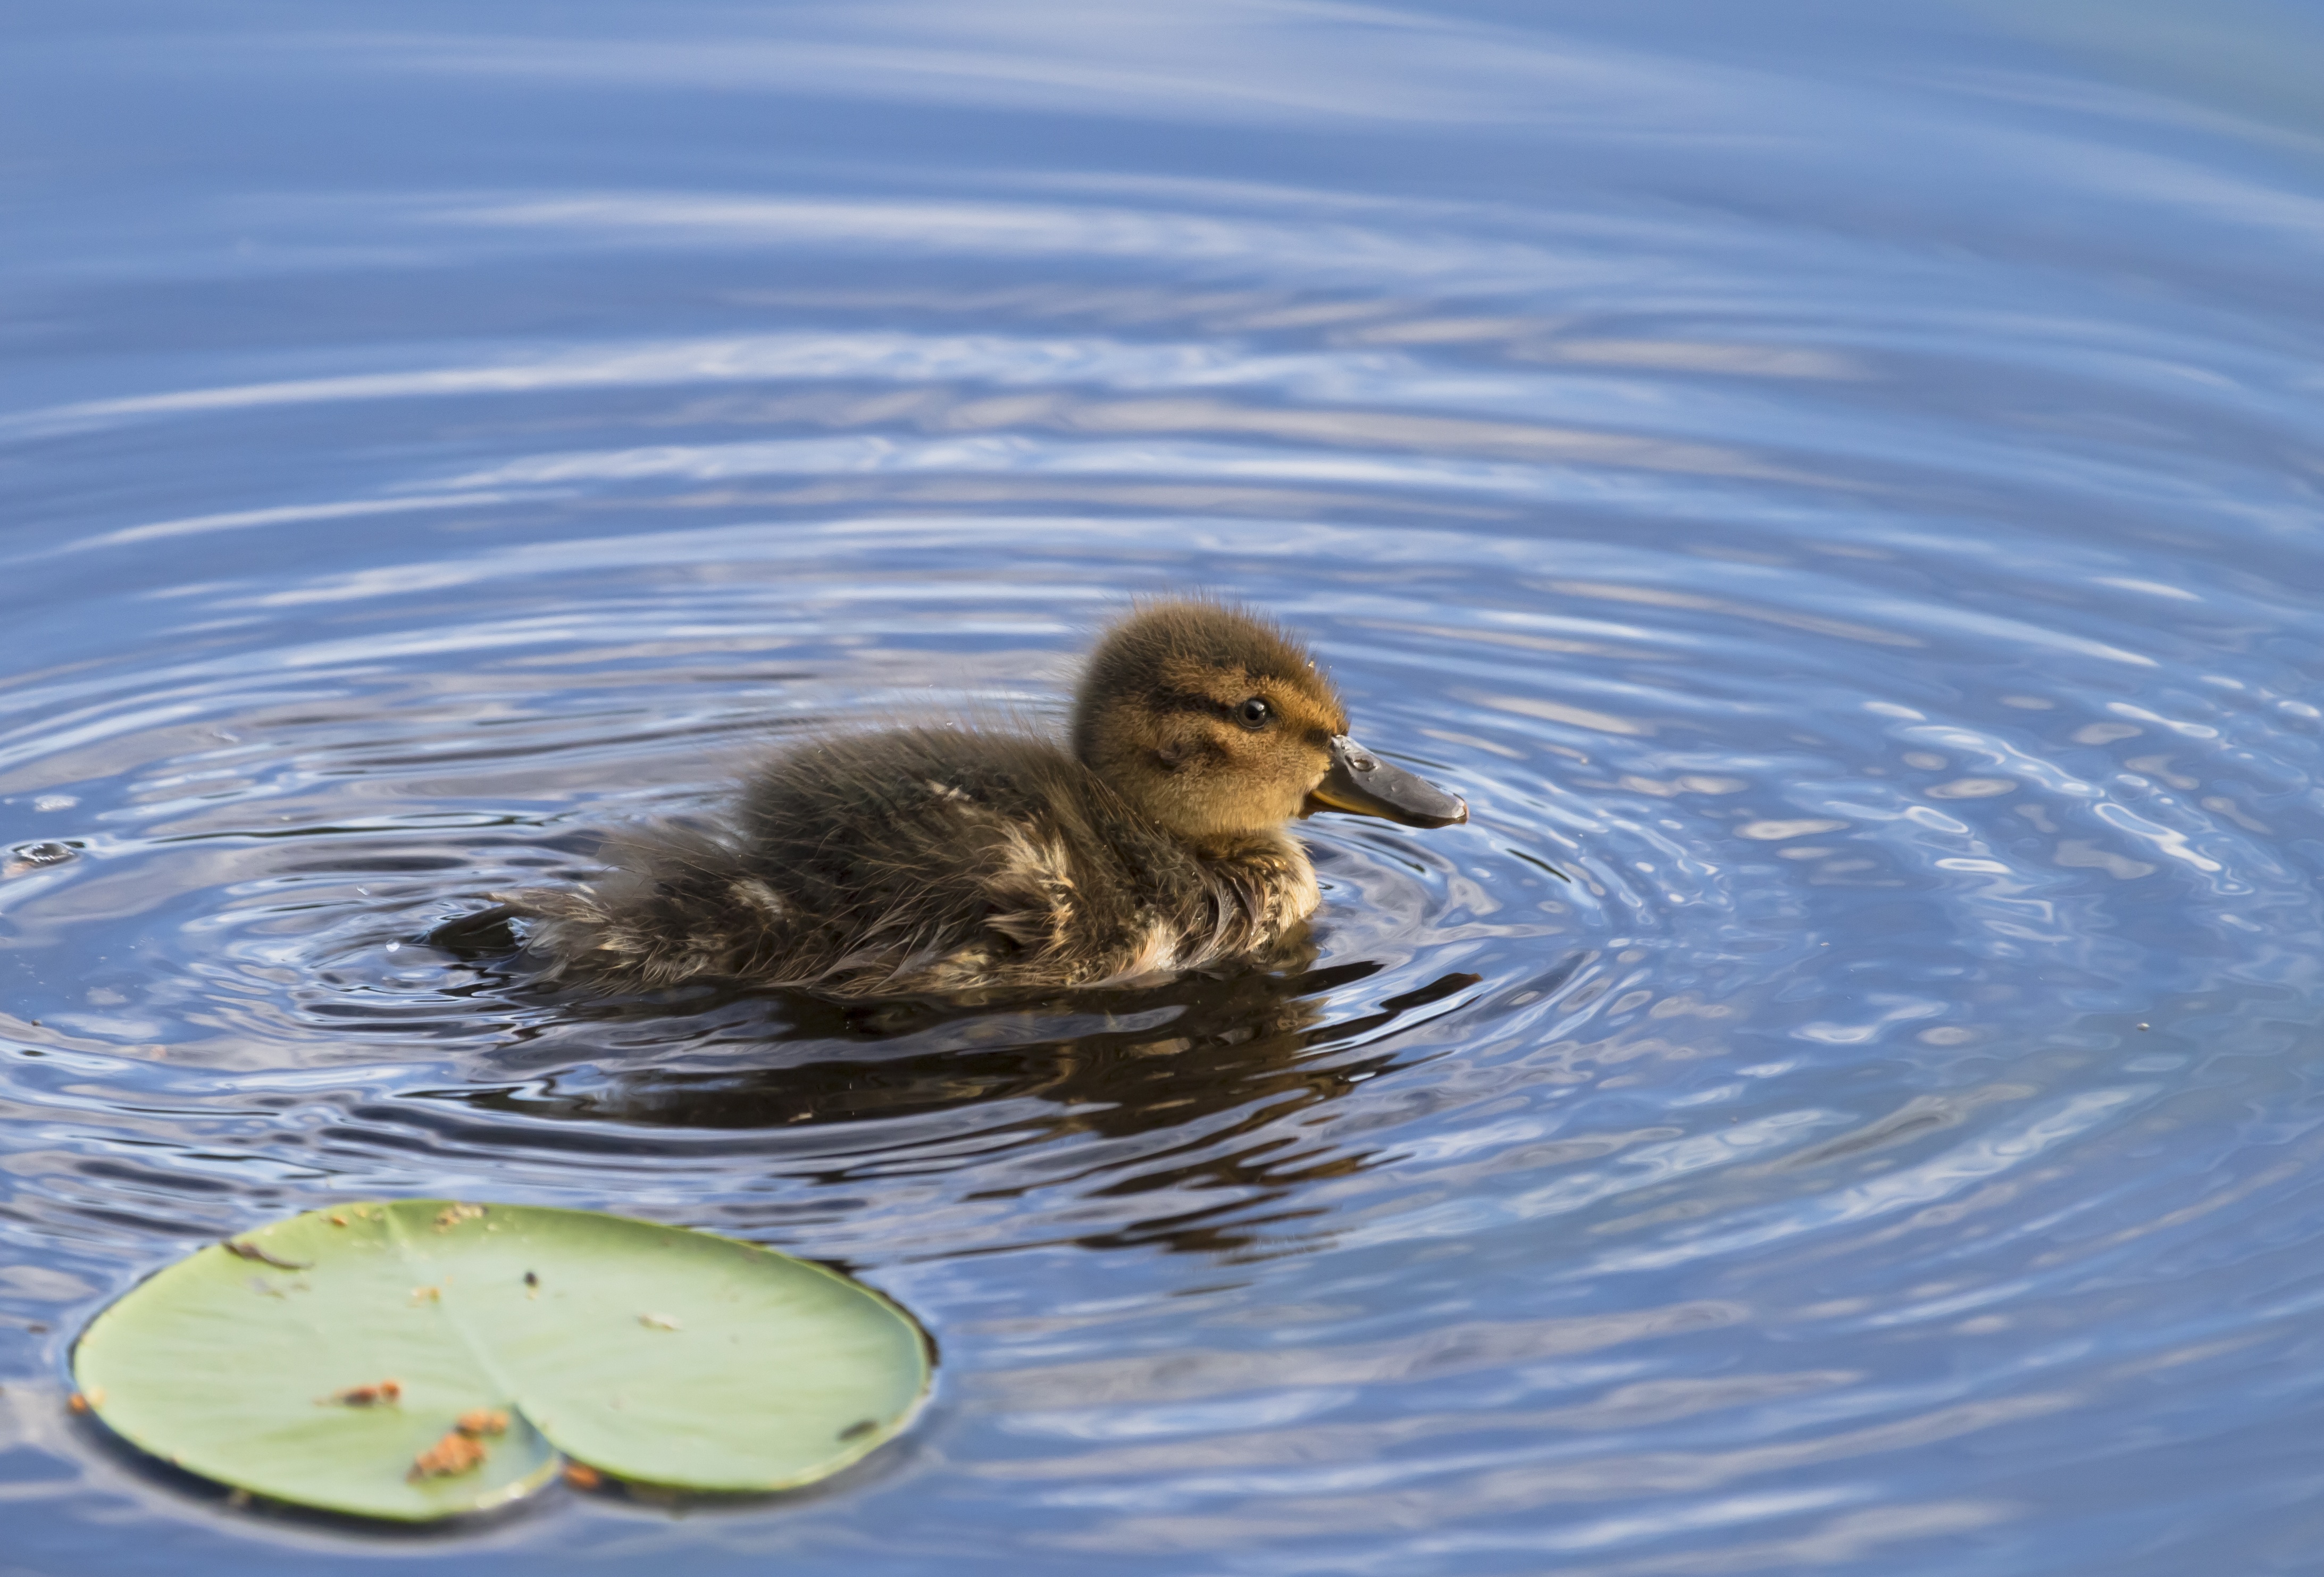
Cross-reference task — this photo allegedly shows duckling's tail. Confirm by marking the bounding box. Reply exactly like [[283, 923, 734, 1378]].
[[423, 903, 521, 958]]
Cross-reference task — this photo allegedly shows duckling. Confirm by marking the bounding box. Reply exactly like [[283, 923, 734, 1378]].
[[487, 599, 1465, 997]]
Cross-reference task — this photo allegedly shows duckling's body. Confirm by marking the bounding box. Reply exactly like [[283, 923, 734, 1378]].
[[494, 601, 1463, 996], [513, 728, 1317, 995]]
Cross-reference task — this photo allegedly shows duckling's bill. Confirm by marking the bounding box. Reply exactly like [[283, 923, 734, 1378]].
[[1303, 735, 1468, 828]]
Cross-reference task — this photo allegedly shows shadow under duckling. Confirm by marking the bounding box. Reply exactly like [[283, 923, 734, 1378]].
[[447, 599, 1465, 996]]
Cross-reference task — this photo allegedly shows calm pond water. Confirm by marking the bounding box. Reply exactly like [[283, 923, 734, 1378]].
[[6, 3, 2324, 1572]]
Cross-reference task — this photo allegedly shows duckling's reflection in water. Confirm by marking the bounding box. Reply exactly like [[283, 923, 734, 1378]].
[[448, 942, 1488, 1254]]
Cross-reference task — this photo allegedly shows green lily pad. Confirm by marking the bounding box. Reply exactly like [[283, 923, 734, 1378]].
[[70, 1201, 932, 1520]]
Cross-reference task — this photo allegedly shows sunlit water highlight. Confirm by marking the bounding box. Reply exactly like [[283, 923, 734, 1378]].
[[5, 5, 2324, 1573]]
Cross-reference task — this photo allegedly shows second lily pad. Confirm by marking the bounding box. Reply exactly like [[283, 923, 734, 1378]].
[[71, 1202, 931, 1520]]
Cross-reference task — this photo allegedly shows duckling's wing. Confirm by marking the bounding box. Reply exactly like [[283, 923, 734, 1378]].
[[491, 730, 1172, 996], [494, 822, 799, 989]]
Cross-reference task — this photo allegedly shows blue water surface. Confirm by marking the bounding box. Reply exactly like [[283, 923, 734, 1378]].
[[5, 3, 2324, 1572]]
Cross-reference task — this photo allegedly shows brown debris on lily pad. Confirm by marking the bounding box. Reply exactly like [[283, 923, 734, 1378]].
[[410, 1430, 488, 1481]]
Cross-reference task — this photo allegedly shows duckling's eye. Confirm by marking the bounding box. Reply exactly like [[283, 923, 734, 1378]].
[[1236, 697, 1273, 729]]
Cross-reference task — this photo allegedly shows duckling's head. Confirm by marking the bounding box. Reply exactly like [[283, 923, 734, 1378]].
[[1072, 599, 1466, 843]]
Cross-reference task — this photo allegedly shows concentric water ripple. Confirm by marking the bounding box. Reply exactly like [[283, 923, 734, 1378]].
[[7, 5, 2324, 1574]]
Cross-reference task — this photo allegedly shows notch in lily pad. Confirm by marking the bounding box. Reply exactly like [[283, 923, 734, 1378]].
[[70, 1202, 932, 1521]]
